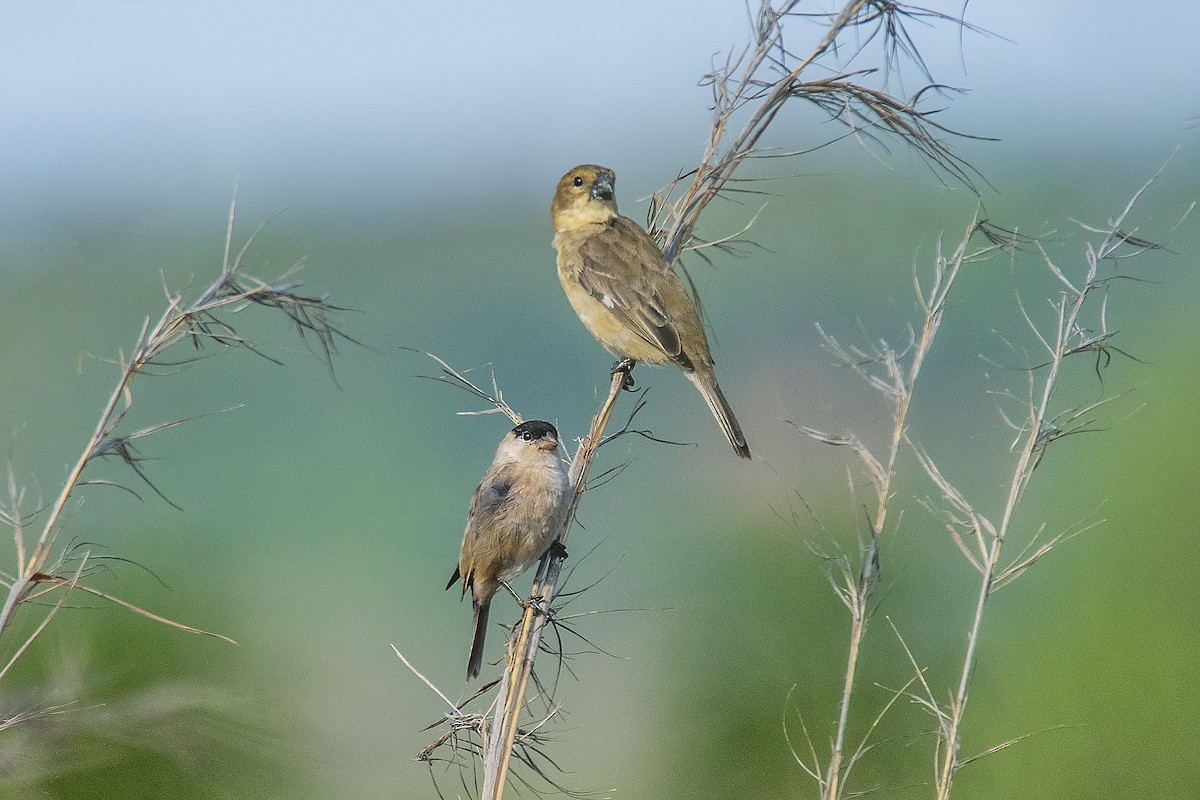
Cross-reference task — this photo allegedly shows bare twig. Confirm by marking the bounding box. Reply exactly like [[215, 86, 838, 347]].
[[804, 214, 1009, 799], [0, 190, 349, 664], [408, 349, 523, 425], [913, 174, 1166, 799], [649, 0, 989, 265]]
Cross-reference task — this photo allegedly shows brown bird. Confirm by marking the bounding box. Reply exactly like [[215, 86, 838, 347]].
[[551, 164, 751, 458], [446, 420, 571, 680]]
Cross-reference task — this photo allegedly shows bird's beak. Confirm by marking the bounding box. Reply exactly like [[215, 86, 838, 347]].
[[589, 173, 615, 203], [536, 438, 560, 451]]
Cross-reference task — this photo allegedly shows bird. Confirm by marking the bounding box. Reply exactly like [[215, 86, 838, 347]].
[[446, 420, 571, 680], [551, 164, 751, 459]]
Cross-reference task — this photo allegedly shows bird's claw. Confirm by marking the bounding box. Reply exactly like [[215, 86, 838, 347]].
[[500, 580, 546, 611], [548, 540, 568, 560], [611, 358, 637, 391], [518, 595, 545, 611]]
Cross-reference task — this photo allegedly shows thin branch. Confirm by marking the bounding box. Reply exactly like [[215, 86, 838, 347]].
[[923, 172, 1167, 799], [392, 644, 463, 716], [407, 348, 523, 425], [813, 215, 989, 800], [30, 575, 236, 644], [651, 0, 988, 265], [0, 191, 347, 662]]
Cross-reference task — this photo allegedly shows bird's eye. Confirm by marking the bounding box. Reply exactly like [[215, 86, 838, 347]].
[[572, 176, 584, 188], [523, 431, 534, 441]]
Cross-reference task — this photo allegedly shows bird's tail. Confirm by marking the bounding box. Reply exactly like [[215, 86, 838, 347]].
[[467, 598, 490, 680], [686, 368, 751, 459]]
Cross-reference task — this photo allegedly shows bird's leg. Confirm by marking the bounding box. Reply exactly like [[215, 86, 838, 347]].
[[509, 586, 548, 612], [512, 542, 569, 610], [502, 581, 542, 611], [611, 358, 637, 391], [502, 543, 571, 612], [503, 578, 556, 611]]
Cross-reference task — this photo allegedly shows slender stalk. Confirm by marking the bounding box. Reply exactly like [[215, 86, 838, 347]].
[[0, 194, 348, 655], [935, 315, 1075, 797], [480, 368, 628, 800], [662, 0, 868, 262], [822, 220, 977, 799], [0, 330, 143, 639], [655, 0, 981, 264], [933, 196, 1136, 796]]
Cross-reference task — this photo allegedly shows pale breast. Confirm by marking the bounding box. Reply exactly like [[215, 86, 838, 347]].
[[555, 248, 674, 365], [496, 460, 569, 581]]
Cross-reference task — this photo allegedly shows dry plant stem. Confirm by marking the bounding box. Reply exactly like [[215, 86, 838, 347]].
[[0, 333, 138, 638], [654, 0, 980, 263], [0, 196, 346, 646], [822, 220, 976, 800], [659, 0, 862, 260], [931, 190, 1149, 797], [933, 304, 1087, 800], [479, 369, 628, 800]]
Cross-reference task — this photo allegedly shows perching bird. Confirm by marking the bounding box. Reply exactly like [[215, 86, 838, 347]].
[[446, 420, 571, 680], [551, 164, 751, 459]]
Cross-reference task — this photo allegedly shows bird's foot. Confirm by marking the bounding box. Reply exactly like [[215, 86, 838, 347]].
[[611, 358, 637, 391], [518, 592, 558, 614], [547, 540, 568, 560], [500, 580, 549, 611]]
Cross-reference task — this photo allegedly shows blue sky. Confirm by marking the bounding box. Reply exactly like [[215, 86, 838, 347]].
[[1, 1, 1196, 215]]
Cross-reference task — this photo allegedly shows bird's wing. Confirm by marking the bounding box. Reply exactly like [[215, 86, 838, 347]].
[[452, 472, 515, 591], [576, 222, 683, 360], [466, 474, 515, 539]]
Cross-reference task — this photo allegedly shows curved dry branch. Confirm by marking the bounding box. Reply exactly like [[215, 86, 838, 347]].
[[0, 190, 350, 661], [650, 0, 989, 265]]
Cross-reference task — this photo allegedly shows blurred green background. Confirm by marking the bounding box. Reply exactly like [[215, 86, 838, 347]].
[[2, 2, 1198, 798]]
